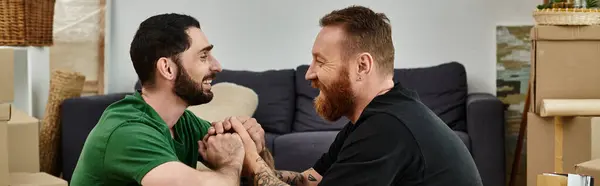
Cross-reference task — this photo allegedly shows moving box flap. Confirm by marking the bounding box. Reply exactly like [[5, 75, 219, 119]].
[[531, 26, 600, 41], [9, 108, 38, 124], [0, 103, 11, 121], [575, 159, 600, 181]]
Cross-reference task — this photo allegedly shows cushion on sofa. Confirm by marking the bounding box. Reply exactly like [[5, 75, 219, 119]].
[[212, 69, 296, 134], [187, 82, 259, 122], [293, 65, 349, 132], [394, 62, 467, 131]]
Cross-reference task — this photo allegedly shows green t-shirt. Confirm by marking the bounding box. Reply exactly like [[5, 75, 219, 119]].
[[70, 91, 211, 186]]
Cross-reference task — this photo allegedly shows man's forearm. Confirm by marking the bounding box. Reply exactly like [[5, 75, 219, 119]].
[[197, 163, 241, 186], [253, 150, 318, 186], [274, 170, 307, 185], [252, 156, 290, 186]]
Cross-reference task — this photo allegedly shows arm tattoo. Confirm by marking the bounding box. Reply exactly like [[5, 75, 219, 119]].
[[253, 157, 289, 186], [308, 174, 317, 181], [274, 170, 305, 185]]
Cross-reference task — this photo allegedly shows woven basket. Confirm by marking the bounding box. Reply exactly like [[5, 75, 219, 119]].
[[533, 8, 600, 25], [0, 0, 56, 46]]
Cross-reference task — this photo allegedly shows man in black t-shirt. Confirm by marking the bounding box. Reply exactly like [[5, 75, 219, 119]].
[[212, 5, 484, 186]]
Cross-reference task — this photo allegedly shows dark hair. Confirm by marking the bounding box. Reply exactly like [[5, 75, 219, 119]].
[[320, 5, 395, 75], [129, 13, 201, 88]]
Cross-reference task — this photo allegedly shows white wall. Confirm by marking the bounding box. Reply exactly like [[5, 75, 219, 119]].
[[107, 0, 541, 95]]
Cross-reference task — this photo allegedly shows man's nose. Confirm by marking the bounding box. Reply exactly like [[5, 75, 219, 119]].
[[305, 64, 317, 80], [211, 57, 222, 72]]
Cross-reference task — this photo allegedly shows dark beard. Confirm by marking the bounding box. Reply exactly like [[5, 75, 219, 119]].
[[173, 61, 214, 106], [312, 67, 355, 122]]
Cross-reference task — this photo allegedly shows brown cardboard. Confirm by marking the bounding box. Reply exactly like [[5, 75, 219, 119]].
[[0, 121, 8, 186], [9, 172, 68, 186], [529, 26, 600, 114], [0, 103, 10, 121], [575, 159, 600, 180], [0, 48, 14, 104], [527, 113, 600, 186], [537, 173, 567, 186], [8, 109, 40, 172]]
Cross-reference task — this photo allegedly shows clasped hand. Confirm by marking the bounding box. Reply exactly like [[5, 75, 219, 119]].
[[198, 116, 265, 174]]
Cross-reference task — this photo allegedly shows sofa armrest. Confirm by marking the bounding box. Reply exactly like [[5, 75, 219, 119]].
[[466, 93, 505, 186]]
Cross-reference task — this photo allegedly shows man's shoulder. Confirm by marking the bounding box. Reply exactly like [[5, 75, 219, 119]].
[[357, 112, 405, 132]]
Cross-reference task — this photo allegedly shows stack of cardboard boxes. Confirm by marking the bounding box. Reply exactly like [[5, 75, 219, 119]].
[[0, 48, 67, 185], [527, 25, 600, 185]]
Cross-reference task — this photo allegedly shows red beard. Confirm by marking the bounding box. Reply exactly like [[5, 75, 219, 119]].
[[312, 67, 356, 122]]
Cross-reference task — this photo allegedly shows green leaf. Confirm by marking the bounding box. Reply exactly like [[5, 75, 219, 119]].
[[587, 0, 598, 7]]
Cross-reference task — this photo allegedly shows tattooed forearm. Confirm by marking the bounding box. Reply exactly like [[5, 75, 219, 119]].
[[260, 148, 276, 169], [274, 170, 305, 186], [254, 157, 289, 186]]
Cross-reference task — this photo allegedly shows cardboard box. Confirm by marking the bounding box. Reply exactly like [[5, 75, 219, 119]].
[[575, 159, 600, 180], [537, 173, 593, 186], [529, 26, 600, 114], [8, 109, 40, 173], [0, 48, 14, 104], [527, 112, 600, 186], [9, 172, 67, 186], [0, 103, 10, 122], [0, 120, 9, 186]]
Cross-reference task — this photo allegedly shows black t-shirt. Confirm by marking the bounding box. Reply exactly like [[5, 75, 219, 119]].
[[313, 83, 483, 186]]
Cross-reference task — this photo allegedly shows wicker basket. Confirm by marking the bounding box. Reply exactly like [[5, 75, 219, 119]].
[[533, 8, 600, 25], [0, 0, 56, 46]]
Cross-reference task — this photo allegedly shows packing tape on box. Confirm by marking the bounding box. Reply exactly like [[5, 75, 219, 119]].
[[541, 99, 600, 117], [555, 116, 564, 173]]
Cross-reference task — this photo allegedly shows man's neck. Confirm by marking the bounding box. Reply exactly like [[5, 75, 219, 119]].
[[140, 88, 188, 129], [348, 78, 395, 123]]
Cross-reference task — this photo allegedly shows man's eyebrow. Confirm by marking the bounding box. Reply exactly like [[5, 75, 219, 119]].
[[200, 44, 214, 53]]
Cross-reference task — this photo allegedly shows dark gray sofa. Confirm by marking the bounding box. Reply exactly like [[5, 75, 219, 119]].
[[60, 61, 505, 186]]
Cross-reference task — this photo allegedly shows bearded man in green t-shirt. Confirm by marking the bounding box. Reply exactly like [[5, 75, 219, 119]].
[[70, 13, 269, 186]]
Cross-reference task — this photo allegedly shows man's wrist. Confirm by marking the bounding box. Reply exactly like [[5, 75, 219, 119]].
[[217, 162, 242, 179], [248, 152, 265, 174]]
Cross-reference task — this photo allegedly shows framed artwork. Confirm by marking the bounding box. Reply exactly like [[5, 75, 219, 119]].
[[496, 25, 533, 186]]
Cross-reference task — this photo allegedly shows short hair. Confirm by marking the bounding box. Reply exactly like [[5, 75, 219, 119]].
[[129, 13, 201, 88], [319, 5, 395, 75]]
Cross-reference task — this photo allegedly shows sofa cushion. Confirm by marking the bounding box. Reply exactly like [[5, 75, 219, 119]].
[[293, 65, 349, 132], [394, 62, 467, 131], [187, 82, 259, 122], [212, 69, 296, 134], [274, 131, 339, 172]]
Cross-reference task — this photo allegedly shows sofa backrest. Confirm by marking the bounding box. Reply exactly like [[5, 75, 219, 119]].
[[212, 69, 296, 134], [393, 62, 468, 131]]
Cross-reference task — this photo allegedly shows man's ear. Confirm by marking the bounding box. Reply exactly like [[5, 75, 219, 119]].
[[356, 52, 374, 80], [156, 57, 177, 81]]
